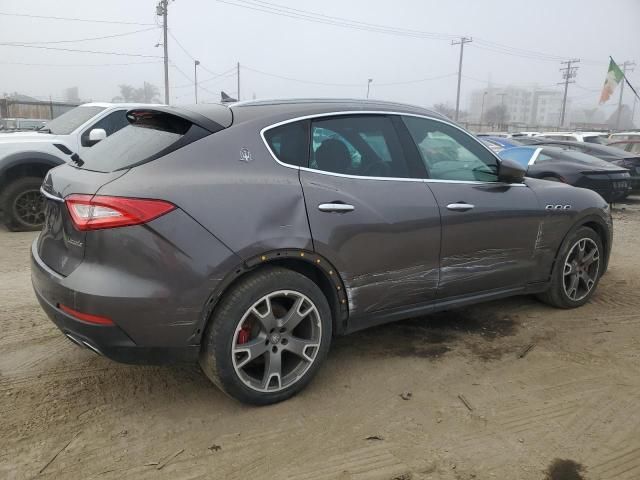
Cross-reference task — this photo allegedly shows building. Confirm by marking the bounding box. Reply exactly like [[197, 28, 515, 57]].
[[469, 85, 566, 127]]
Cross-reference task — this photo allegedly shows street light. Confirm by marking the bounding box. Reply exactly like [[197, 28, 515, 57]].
[[480, 91, 488, 126], [194, 60, 200, 104], [366, 78, 373, 99]]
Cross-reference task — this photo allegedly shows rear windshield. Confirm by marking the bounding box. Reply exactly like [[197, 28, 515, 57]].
[[77, 111, 209, 172], [43, 106, 106, 135], [583, 135, 607, 145], [539, 148, 612, 167]]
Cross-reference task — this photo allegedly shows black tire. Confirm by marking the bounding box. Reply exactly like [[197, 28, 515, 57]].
[[538, 226, 603, 308], [2, 177, 46, 231], [200, 267, 332, 405]]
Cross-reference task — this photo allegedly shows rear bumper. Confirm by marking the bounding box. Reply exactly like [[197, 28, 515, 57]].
[[31, 239, 199, 364]]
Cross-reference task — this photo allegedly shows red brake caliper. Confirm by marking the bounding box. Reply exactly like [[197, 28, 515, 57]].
[[237, 325, 252, 345]]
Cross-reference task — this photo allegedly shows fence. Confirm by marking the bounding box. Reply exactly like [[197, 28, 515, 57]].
[[0, 98, 80, 120]]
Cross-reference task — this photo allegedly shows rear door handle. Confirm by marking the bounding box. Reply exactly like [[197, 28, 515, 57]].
[[446, 202, 475, 212], [318, 203, 355, 213]]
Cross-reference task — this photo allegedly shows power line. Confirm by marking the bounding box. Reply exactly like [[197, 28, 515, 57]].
[[214, 0, 605, 65], [0, 60, 163, 67], [0, 26, 159, 45], [0, 11, 155, 25], [0, 43, 163, 58], [212, 0, 459, 40], [173, 66, 236, 89]]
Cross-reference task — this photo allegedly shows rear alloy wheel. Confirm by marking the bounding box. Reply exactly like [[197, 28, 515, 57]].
[[538, 226, 603, 308], [2, 177, 46, 231], [200, 267, 332, 405]]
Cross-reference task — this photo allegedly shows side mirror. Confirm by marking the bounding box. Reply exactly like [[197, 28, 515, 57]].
[[88, 128, 107, 144], [498, 158, 527, 183]]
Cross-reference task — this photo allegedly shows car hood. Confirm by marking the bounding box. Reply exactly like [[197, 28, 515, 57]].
[[0, 131, 69, 146]]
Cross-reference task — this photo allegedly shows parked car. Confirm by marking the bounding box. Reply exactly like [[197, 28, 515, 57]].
[[522, 139, 640, 190], [476, 132, 512, 138], [608, 140, 640, 155], [499, 146, 631, 202], [32, 99, 613, 405], [480, 136, 522, 152], [0, 102, 161, 231], [510, 131, 540, 137], [535, 132, 609, 144], [0, 118, 48, 132], [608, 132, 640, 142]]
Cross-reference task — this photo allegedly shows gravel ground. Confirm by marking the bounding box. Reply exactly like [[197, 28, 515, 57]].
[[1, 198, 640, 480]]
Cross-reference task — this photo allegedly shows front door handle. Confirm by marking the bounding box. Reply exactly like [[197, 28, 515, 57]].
[[318, 203, 355, 213], [446, 202, 475, 212]]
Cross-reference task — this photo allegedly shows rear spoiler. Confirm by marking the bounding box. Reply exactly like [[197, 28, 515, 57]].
[[126, 104, 232, 134]]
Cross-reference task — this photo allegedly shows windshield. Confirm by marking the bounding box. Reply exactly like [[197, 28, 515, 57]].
[[42, 106, 106, 135]]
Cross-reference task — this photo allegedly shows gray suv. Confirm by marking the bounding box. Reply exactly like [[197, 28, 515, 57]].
[[31, 99, 612, 404]]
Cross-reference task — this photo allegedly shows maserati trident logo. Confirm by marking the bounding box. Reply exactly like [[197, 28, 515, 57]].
[[239, 147, 253, 162]]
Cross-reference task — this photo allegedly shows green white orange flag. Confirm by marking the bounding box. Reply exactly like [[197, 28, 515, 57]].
[[599, 59, 624, 105]]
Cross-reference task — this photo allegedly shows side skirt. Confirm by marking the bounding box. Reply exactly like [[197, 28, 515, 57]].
[[345, 282, 548, 335]]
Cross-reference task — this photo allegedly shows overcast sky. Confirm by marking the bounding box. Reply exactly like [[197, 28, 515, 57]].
[[0, 0, 638, 115]]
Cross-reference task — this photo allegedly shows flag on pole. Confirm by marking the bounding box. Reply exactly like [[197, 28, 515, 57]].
[[599, 59, 624, 105]]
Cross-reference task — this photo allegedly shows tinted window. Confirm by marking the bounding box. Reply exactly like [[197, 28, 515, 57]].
[[78, 111, 208, 172], [584, 135, 607, 144], [44, 106, 106, 135], [310, 115, 410, 178], [537, 148, 612, 167], [81, 110, 130, 146], [264, 121, 309, 167], [403, 116, 498, 181]]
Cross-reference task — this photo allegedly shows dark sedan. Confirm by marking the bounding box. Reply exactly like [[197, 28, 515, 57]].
[[516, 138, 640, 190], [499, 146, 631, 202]]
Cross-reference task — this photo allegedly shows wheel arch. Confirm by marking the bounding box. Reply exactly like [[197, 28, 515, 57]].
[[194, 249, 350, 344], [551, 213, 611, 278], [0, 152, 64, 192]]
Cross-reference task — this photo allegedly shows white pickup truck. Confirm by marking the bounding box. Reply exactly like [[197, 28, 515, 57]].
[[0, 102, 161, 230]]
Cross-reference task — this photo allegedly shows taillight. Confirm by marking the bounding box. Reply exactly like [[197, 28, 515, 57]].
[[65, 194, 175, 231]]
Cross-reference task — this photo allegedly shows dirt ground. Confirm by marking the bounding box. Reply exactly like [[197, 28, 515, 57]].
[[1, 200, 640, 480]]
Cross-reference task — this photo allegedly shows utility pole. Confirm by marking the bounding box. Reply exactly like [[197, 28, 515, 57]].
[[479, 91, 488, 125], [451, 36, 472, 121], [616, 61, 635, 130], [497, 92, 507, 126], [558, 59, 580, 128], [194, 60, 200, 103], [156, 1, 170, 105], [237, 62, 240, 101], [366, 78, 373, 99]]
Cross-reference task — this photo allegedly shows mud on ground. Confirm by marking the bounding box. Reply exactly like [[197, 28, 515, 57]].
[[1, 198, 640, 479]]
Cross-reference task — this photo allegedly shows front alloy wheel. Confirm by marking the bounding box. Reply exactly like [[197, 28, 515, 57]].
[[563, 238, 600, 301]]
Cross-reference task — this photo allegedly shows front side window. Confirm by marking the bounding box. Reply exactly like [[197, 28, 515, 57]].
[[310, 115, 410, 178], [81, 110, 130, 147], [402, 116, 498, 181]]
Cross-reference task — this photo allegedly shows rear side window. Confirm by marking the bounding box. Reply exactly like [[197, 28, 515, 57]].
[[310, 115, 411, 178], [264, 121, 309, 167], [78, 111, 209, 172]]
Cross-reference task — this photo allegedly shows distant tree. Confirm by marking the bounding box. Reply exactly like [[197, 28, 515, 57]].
[[432, 103, 456, 119], [112, 82, 161, 103], [485, 105, 508, 124]]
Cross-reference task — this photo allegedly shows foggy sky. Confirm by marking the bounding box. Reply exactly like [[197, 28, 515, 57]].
[[0, 0, 638, 116]]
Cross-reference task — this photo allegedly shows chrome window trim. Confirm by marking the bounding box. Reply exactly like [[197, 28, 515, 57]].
[[529, 147, 543, 165], [259, 110, 527, 187]]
